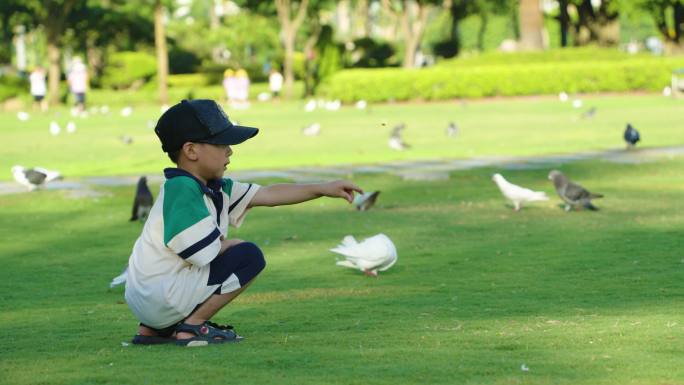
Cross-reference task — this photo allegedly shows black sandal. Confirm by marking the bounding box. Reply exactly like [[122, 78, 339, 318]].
[[175, 321, 242, 347], [131, 322, 178, 345]]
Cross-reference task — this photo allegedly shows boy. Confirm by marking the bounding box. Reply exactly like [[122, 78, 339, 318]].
[[126, 99, 362, 347]]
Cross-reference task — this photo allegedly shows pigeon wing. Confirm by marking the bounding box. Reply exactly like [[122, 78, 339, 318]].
[[24, 169, 47, 185]]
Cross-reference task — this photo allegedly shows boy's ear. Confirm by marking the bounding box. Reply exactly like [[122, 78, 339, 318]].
[[181, 142, 200, 161]]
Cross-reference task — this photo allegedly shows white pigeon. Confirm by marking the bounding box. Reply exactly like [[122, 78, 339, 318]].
[[257, 92, 271, 101], [388, 136, 409, 151], [355, 100, 367, 109], [49, 121, 61, 136], [558, 92, 569, 102], [330, 234, 398, 277], [325, 99, 341, 111], [304, 99, 316, 112], [572, 99, 583, 109], [302, 123, 321, 136], [663, 86, 672, 97], [492, 173, 548, 211], [109, 266, 128, 288], [352, 191, 380, 211], [120, 106, 133, 117], [100, 105, 110, 114], [66, 121, 77, 134], [17, 111, 30, 121], [11, 165, 62, 191]]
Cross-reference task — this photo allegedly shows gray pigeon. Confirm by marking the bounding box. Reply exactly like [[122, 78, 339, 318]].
[[11, 165, 62, 191], [581, 106, 597, 119], [624, 123, 640, 149], [388, 123, 410, 151], [353, 191, 381, 211], [130, 176, 154, 221], [446, 121, 459, 137], [548, 170, 603, 211]]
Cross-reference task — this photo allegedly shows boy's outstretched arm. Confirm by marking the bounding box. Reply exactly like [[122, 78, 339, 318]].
[[248, 180, 363, 208]]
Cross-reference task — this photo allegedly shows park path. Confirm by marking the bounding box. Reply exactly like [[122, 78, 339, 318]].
[[3, 145, 684, 196]]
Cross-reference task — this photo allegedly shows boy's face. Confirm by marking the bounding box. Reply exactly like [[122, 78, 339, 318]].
[[194, 143, 233, 182]]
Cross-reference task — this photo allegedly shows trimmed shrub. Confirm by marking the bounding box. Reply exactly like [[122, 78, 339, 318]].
[[0, 73, 28, 102], [318, 55, 684, 102], [101, 51, 157, 90]]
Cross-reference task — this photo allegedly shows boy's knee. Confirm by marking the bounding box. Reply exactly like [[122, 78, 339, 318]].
[[235, 241, 266, 272]]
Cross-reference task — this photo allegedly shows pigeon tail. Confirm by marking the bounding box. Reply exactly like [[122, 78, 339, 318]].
[[584, 202, 600, 211]]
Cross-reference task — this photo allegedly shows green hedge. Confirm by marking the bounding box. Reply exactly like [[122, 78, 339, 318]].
[[101, 51, 157, 89], [319, 56, 684, 102], [0, 74, 28, 102]]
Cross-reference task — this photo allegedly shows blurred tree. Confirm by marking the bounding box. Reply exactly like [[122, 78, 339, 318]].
[[154, 0, 169, 104], [381, 0, 440, 68], [4, 0, 85, 104], [566, 0, 620, 46], [637, 0, 684, 52], [519, 0, 544, 50]]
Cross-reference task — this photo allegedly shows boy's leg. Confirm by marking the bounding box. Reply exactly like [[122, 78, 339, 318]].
[[177, 241, 266, 340]]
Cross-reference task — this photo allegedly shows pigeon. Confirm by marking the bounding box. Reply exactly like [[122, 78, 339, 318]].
[[572, 99, 583, 109], [302, 123, 321, 136], [120, 135, 134, 145], [49, 121, 61, 136], [304, 99, 316, 112], [548, 170, 603, 211], [11, 165, 62, 191], [325, 99, 341, 111], [355, 100, 367, 109], [352, 191, 381, 211], [446, 121, 459, 137], [109, 266, 128, 288], [581, 106, 597, 119], [130, 176, 154, 222], [624, 123, 640, 149], [66, 121, 77, 134], [100, 105, 110, 114], [257, 92, 271, 101], [559, 92, 569, 102], [492, 173, 548, 211], [120, 106, 133, 117], [17, 111, 30, 121], [663, 86, 672, 97], [330, 233, 397, 277], [388, 123, 410, 151]]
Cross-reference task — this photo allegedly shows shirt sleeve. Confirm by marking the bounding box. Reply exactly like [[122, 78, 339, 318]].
[[224, 179, 260, 228], [162, 177, 221, 267]]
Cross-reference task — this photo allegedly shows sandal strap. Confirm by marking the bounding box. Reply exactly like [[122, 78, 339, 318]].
[[175, 321, 237, 341]]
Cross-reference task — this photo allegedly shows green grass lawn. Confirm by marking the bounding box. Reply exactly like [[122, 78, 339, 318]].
[[1, 156, 683, 384], [2, 93, 683, 181]]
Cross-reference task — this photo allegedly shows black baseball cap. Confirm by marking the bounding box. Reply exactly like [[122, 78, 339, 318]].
[[154, 99, 259, 152]]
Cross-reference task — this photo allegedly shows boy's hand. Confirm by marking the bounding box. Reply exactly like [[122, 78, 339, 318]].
[[319, 180, 364, 203]]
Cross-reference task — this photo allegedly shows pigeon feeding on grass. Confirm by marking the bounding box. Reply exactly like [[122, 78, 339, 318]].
[[624, 123, 640, 149], [17, 111, 30, 121], [352, 191, 381, 211], [66, 121, 77, 134], [130, 176, 154, 222], [548, 170, 603, 211], [388, 123, 410, 151], [331, 234, 397, 277], [446, 121, 459, 137], [49, 121, 61, 136], [492, 173, 548, 211], [302, 123, 321, 136], [11, 165, 62, 191], [581, 106, 597, 119]]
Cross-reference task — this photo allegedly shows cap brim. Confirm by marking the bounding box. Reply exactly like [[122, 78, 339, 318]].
[[203, 125, 259, 145]]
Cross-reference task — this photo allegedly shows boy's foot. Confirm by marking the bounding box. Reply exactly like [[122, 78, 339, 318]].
[[175, 321, 242, 347], [130, 323, 177, 345]]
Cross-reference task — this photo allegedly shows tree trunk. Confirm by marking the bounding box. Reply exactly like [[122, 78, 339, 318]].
[[46, 34, 61, 105], [398, 1, 430, 69], [355, 0, 370, 38], [275, 0, 309, 99], [477, 9, 488, 51], [154, 0, 168, 105], [518, 0, 544, 50], [558, 0, 569, 47]]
